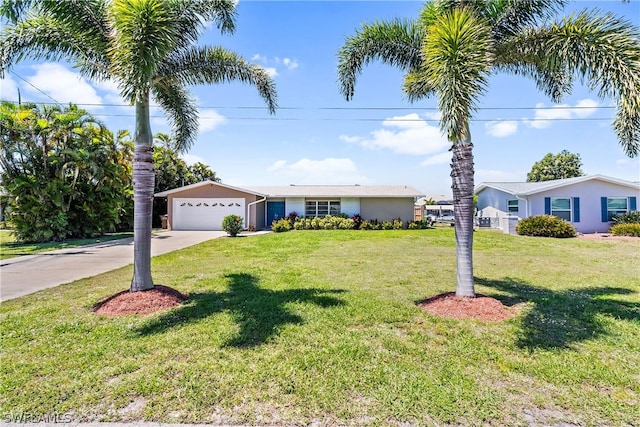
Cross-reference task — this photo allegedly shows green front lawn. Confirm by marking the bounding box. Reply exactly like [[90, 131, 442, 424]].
[[0, 231, 133, 260], [1, 229, 638, 425]]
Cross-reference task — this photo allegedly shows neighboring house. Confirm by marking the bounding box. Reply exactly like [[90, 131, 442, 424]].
[[155, 181, 424, 231], [475, 175, 639, 233]]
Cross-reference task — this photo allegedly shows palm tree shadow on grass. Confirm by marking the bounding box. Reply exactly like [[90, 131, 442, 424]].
[[135, 273, 346, 347], [475, 277, 639, 350]]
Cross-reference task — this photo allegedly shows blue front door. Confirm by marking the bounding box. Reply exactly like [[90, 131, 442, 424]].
[[267, 201, 285, 226]]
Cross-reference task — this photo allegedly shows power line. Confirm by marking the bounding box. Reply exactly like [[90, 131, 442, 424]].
[[0, 97, 617, 112], [7, 71, 62, 105]]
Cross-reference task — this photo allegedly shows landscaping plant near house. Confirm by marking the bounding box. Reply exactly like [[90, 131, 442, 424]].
[[612, 210, 640, 225], [222, 215, 243, 237], [271, 218, 291, 233], [515, 215, 577, 238]]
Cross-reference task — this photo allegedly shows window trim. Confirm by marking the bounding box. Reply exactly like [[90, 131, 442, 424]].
[[305, 200, 341, 217], [607, 197, 629, 221], [507, 199, 519, 213], [550, 197, 572, 222]]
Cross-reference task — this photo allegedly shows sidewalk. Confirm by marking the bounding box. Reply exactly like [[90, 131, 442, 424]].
[[0, 231, 226, 302]]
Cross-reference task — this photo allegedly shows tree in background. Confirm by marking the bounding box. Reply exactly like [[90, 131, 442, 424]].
[[338, 0, 640, 298], [0, 102, 132, 242], [527, 150, 585, 182], [1, 0, 277, 292], [152, 133, 221, 227]]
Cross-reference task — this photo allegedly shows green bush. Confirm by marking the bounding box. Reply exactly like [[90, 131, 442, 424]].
[[515, 214, 577, 238], [612, 210, 640, 224], [610, 223, 640, 237], [408, 220, 431, 229], [271, 218, 291, 233], [293, 215, 354, 230], [222, 214, 243, 237]]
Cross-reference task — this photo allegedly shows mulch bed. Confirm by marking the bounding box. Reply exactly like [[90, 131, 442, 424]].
[[93, 286, 517, 322], [417, 292, 519, 321], [93, 285, 187, 317]]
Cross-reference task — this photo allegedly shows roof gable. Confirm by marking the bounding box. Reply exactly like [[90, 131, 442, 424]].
[[154, 180, 267, 197], [475, 175, 640, 196]]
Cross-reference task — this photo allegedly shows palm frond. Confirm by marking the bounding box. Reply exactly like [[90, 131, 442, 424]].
[[110, 0, 180, 102], [337, 19, 423, 101], [501, 10, 640, 156], [422, 8, 492, 141], [0, 16, 110, 81], [157, 46, 277, 114], [403, 69, 435, 102], [161, 0, 237, 54], [151, 80, 199, 153]]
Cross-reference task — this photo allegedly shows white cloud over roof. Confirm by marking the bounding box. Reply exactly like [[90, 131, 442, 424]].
[[266, 157, 372, 185], [340, 113, 449, 155]]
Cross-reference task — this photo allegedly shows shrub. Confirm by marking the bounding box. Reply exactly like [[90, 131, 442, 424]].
[[515, 215, 577, 238], [351, 214, 362, 230], [222, 214, 243, 237], [610, 223, 640, 237], [408, 220, 431, 229], [393, 218, 403, 230], [287, 211, 299, 227], [271, 218, 291, 233], [612, 210, 640, 224]]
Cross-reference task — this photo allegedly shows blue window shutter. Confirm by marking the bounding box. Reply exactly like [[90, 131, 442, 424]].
[[630, 197, 637, 211], [573, 197, 580, 223], [601, 197, 608, 222], [544, 197, 551, 215]]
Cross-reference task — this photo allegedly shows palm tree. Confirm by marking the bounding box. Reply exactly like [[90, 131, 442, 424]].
[[1, 0, 277, 291], [338, 0, 640, 297]]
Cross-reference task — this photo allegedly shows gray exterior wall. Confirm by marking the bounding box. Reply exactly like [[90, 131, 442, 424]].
[[360, 197, 415, 225], [476, 188, 520, 218]]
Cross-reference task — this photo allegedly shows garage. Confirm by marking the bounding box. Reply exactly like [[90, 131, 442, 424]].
[[172, 198, 245, 230]]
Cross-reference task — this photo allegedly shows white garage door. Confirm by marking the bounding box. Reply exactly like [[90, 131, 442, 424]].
[[173, 198, 245, 230]]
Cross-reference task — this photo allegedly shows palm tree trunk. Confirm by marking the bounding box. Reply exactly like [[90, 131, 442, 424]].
[[130, 95, 155, 292], [451, 131, 475, 298]]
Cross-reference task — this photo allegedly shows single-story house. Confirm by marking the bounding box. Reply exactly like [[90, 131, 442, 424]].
[[155, 181, 424, 231], [475, 175, 639, 233]]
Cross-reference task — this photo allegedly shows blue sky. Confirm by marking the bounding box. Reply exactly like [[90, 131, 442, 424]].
[[1, 0, 639, 197]]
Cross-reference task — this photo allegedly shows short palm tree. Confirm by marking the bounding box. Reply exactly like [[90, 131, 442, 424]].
[[1, 0, 277, 291], [338, 0, 640, 297]]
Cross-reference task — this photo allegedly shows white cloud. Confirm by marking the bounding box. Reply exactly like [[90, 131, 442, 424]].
[[93, 78, 126, 105], [341, 113, 449, 155], [282, 58, 299, 70], [525, 98, 599, 129], [475, 169, 526, 183], [422, 111, 442, 121], [267, 158, 372, 185], [263, 67, 278, 78], [251, 54, 298, 77], [27, 63, 103, 106], [0, 74, 19, 101], [198, 108, 226, 133], [420, 151, 451, 166], [485, 120, 518, 137], [339, 134, 363, 144]]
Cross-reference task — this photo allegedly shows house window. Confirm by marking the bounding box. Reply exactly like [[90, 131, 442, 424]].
[[551, 197, 571, 221], [507, 199, 519, 213], [305, 200, 340, 217], [607, 197, 628, 221]]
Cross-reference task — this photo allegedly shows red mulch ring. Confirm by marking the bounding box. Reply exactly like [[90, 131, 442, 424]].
[[417, 292, 519, 321], [93, 285, 187, 317]]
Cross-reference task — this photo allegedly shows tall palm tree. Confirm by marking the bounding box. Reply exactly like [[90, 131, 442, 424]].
[[1, 0, 277, 292], [338, 0, 640, 297]]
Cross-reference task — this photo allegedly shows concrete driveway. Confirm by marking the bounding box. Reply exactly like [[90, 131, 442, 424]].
[[0, 230, 226, 302]]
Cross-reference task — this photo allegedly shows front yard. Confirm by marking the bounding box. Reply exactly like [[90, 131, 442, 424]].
[[1, 229, 638, 425]]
